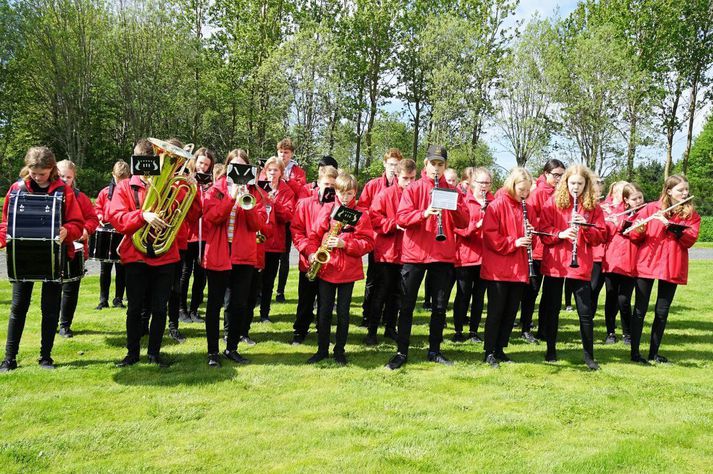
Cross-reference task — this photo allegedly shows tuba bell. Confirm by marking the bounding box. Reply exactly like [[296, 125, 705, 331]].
[[131, 138, 197, 257]]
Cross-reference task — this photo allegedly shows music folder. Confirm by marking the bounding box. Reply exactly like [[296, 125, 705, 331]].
[[430, 188, 459, 210], [130, 155, 161, 176], [331, 205, 362, 226], [226, 163, 257, 185]]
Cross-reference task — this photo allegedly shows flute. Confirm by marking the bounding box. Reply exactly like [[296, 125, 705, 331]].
[[622, 196, 695, 235], [608, 202, 648, 218], [570, 190, 580, 268], [522, 199, 536, 278]]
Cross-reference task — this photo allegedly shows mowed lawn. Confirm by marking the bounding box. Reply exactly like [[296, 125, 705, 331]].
[[0, 262, 712, 473]]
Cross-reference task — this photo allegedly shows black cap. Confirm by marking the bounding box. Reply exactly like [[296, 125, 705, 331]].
[[318, 155, 339, 168], [426, 145, 447, 162]]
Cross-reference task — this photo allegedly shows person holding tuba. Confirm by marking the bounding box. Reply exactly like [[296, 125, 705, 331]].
[[110, 138, 200, 368]]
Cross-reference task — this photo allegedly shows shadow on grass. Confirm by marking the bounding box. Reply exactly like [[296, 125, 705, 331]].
[[111, 352, 239, 386]]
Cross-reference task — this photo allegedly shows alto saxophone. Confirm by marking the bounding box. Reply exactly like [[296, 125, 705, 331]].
[[306, 221, 344, 281]]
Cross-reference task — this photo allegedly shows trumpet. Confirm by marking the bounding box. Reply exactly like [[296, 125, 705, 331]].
[[307, 221, 343, 281], [235, 184, 256, 210]]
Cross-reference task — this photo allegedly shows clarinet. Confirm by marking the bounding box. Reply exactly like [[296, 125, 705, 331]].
[[522, 199, 536, 278], [434, 174, 446, 242], [570, 190, 580, 268]]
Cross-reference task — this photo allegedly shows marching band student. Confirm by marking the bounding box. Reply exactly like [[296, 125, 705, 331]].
[[357, 148, 403, 328], [290, 165, 338, 345], [110, 139, 198, 368], [385, 145, 469, 370], [539, 164, 606, 370], [94, 161, 130, 310], [480, 167, 534, 368], [602, 183, 642, 346], [519, 159, 566, 343], [453, 167, 493, 343], [306, 172, 374, 365], [301, 155, 339, 200], [628, 175, 700, 364], [444, 168, 459, 188], [365, 159, 418, 345], [274, 138, 305, 303], [590, 175, 609, 319], [201, 149, 266, 367], [0, 147, 84, 371], [57, 160, 100, 338], [259, 156, 296, 322], [458, 167, 474, 194]]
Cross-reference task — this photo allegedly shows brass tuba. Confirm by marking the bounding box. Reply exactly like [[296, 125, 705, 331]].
[[131, 138, 197, 257]]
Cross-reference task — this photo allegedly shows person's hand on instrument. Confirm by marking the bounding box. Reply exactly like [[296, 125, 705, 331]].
[[559, 227, 577, 242], [326, 236, 344, 249], [59, 226, 68, 243], [515, 235, 532, 248], [423, 207, 440, 218], [143, 212, 167, 231]]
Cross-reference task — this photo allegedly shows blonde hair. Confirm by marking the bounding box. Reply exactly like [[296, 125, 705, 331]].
[[318, 165, 338, 179], [56, 159, 76, 173], [660, 175, 694, 219], [213, 163, 226, 180], [264, 156, 285, 174], [607, 180, 628, 203], [554, 164, 597, 211], [113, 160, 130, 179], [502, 167, 533, 200], [19, 146, 59, 182], [335, 171, 358, 193]]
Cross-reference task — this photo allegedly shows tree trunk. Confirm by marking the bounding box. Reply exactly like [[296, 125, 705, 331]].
[[626, 104, 638, 181], [682, 76, 699, 174], [412, 99, 420, 161], [664, 80, 682, 179], [354, 109, 362, 178]]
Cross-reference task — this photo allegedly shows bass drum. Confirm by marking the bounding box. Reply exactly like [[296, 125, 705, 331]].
[[63, 242, 86, 283], [88, 226, 121, 262]]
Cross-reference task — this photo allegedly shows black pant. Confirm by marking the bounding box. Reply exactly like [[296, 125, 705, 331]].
[[205, 269, 230, 354], [603, 273, 634, 335], [424, 269, 433, 303], [260, 252, 282, 319], [361, 252, 377, 320], [484, 281, 524, 356], [367, 262, 402, 335], [59, 279, 81, 329], [590, 262, 604, 314], [226, 264, 255, 351], [317, 280, 354, 356], [453, 265, 486, 335], [167, 255, 184, 328], [124, 262, 174, 357], [276, 224, 291, 295], [180, 241, 206, 313], [242, 268, 261, 338], [293, 271, 319, 337], [397, 262, 453, 356], [541, 276, 595, 359], [4, 281, 62, 360], [564, 278, 575, 307], [631, 278, 678, 359], [99, 261, 125, 304], [520, 260, 544, 334]]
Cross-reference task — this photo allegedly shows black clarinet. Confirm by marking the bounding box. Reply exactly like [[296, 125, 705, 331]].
[[434, 174, 446, 242], [570, 190, 580, 268], [522, 199, 536, 278]]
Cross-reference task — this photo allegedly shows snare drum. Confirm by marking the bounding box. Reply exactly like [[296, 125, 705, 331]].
[[88, 226, 121, 262], [6, 190, 65, 282], [62, 242, 86, 282]]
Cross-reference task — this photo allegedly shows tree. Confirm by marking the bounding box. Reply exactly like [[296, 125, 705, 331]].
[[686, 113, 713, 215]]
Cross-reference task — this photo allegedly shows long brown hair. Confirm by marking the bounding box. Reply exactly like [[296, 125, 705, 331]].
[[19, 146, 59, 182], [660, 175, 694, 219], [554, 164, 597, 211], [622, 183, 643, 210]]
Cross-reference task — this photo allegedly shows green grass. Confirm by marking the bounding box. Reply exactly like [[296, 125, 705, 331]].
[[1, 262, 713, 472], [694, 241, 713, 248]]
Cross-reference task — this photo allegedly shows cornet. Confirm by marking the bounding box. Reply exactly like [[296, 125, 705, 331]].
[[235, 185, 256, 210]]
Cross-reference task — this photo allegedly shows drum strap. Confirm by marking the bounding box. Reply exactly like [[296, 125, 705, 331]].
[[130, 185, 141, 210]]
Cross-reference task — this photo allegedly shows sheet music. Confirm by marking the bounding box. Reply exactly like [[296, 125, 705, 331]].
[[431, 188, 458, 211]]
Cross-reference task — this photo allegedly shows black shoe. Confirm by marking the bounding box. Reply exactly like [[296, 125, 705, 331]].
[[427, 351, 453, 366], [259, 317, 273, 324], [334, 353, 348, 366], [565, 305, 574, 312], [112, 298, 126, 308], [307, 352, 328, 364], [116, 355, 140, 367], [584, 355, 600, 371], [623, 334, 632, 345], [178, 310, 192, 323], [223, 349, 249, 364], [208, 353, 221, 368], [291, 334, 305, 345], [0, 359, 17, 372], [521, 332, 538, 344], [240, 336, 257, 347], [38, 357, 55, 370], [275, 293, 286, 303], [95, 301, 109, 310], [422, 301, 432, 310], [169, 328, 186, 344], [495, 351, 512, 363], [631, 354, 650, 365], [189, 311, 204, 323], [364, 334, 378, 346], [451, 332, 467, 343], [484, 354, 500, 368], [545, 352, 558, 362], [386, 353, 407, 370], [535, 331, 545, 341], [383, 327, 398, 341], [468, 333, 483, 343], [147, 354, 170, 368], [648, 354, 669, 364], [59, 327, 74, 338], [604, 333, 617, 345]]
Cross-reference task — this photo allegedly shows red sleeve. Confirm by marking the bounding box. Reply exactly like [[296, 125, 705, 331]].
[[203, 187, 235, 225], [370, 189, 397, 235], [396, 186, 426, 228], [109, 182, 146, 235], [291, 201, 311, 254], [539, 199, 561, 246], [580, 205, 606, 245], [482, 201, 518, 255], [343, 211, 374, 257], [0, 184, 15, 248], [676, 211, 701, 248], [285, 165, 307, 197], [79, 192, 100, 234], [308, 204, 332, 253], [454, 199, 481, 238], [242, 192, 266, 232], [95, 188, 108, 222], [62, 186, 84, 243], [274, 184, 296, 223], [451, 191, 470, 229]]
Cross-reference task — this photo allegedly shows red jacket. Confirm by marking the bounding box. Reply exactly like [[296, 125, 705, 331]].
[[95, 186, 109, 223], [528, 175, 556, 260], [0, 179, 84, 259], [264, 180, 295, 253], [396, 172, 470, 264], [300, 182, 319, 201], [308, 200, 374, 283], [357, 173, 394, 212], [75, 189, 100, 255], [629, 201, 700, 285], [602, 207, 641, 278], [454, 192, 492, 267], [480, 193, 531, 283], [188, 186, 210, 243], [540, 195, 606, 281], [370, 184, 404, 264], [109, 175, 183, 266], [261, 161, 306, 204], [292, 194, 328, 272]]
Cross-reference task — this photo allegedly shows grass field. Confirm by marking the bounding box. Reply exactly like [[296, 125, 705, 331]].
[[0, 262, 712, 473]]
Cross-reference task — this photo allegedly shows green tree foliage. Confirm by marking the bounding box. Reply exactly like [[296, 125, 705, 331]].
[[685, 113, 713, 215]]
